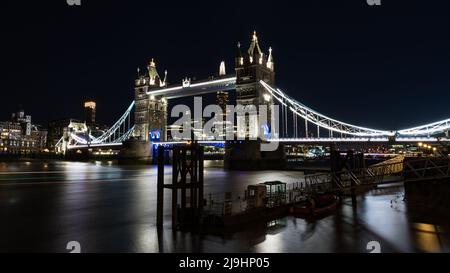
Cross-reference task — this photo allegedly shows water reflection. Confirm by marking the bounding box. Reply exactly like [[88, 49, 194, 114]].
[[411, 223, 448, 252], [0, 160, 449, 252]]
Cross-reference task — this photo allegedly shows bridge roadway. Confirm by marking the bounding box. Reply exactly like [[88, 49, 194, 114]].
[[67, 137, 450, 150]]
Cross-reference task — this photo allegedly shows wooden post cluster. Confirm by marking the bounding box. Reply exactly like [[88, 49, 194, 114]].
[[156, 143, 204, 230]]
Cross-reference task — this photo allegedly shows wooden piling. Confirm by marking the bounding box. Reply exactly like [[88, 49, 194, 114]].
[[156, 146, 164, 228]]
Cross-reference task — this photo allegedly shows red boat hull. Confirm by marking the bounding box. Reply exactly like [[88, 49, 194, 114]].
[[290, 195, 338, 218]]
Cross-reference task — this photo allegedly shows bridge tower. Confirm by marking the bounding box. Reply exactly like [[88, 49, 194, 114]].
[[225, 32, 284, 170], [120, 59, 168, 164], [235, 31, 275, 137], [134, 58, 168, 142]]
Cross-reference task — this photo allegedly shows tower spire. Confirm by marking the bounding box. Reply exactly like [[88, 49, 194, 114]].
[[149, 58, 156, 67], [236, 42, 243, 57], [147, 58, 160, 86], [160, 70, 168, 87], [235, 42, 243, 66], [248, 31, 263, 63], [219, 61, 226, 76], [267, 47, 274, 70]]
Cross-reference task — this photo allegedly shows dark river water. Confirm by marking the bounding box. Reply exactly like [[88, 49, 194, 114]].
[[0, 160, 449, 253]]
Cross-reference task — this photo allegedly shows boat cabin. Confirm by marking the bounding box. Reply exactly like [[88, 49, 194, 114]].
[[246, 181, 287, 209], [246, 184, 267, 209], [262, 181, 287, 208]]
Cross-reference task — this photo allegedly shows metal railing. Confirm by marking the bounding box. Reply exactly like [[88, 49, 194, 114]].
[[201, 157, 450, 217], [403, 158, 450, 181]]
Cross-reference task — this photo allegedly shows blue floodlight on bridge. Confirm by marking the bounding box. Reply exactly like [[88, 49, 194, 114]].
[[150, 130, 161, 142]]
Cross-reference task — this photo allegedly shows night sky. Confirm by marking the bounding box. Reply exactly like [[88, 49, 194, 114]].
[[1, 0, 449, 131]]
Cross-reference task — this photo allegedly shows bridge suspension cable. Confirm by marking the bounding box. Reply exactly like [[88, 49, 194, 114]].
[[55, 101, 135, 151], [397, 118, 450, 137], [260, 80, 450, 139], [91, 101, 135, 144], [260, 81, 395, 137]]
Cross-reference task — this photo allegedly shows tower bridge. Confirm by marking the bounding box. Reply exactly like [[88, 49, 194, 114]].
[[56, 32, 450, 167]]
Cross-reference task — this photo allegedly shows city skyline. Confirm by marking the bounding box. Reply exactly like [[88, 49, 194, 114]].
[[2, 1, 450, 129]]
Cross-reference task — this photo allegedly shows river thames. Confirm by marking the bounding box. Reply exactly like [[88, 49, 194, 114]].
[[0, 160, 449, 253]]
